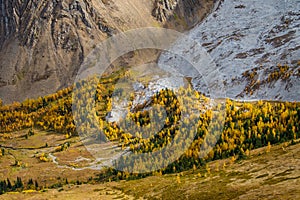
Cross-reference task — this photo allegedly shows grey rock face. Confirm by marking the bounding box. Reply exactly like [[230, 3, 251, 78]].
[[159, 0, 300, 101]]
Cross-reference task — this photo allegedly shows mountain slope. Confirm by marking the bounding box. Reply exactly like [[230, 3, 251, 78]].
[[0, 0, 214, 104], [0, 0, 158, 103], [159, 0, 300, 101]]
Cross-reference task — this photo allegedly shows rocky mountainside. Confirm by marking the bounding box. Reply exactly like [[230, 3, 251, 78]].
[[0, 0, 154, 103], [152, 0, 214, 29], [0, 0, 213, 104], [159, 0, 300, 101]]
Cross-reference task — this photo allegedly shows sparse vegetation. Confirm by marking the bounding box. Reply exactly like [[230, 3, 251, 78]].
[[238, 63, 299, 96]]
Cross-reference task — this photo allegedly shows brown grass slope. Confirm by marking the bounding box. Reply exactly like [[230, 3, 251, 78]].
[[0, 138, 299, 199]]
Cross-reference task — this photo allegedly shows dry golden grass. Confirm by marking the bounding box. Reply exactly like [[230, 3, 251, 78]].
[[1, 130, 299, 199]]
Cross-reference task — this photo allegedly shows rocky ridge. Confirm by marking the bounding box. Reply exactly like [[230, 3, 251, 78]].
[[153, 0, 214, 29], [0, 0, 120, 103], [0, 0, 214, 104]]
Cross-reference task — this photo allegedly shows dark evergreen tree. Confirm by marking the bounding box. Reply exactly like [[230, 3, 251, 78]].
[[6, 178, 12, 190]]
